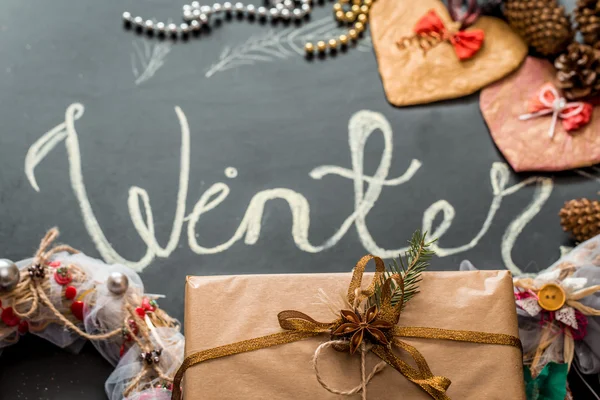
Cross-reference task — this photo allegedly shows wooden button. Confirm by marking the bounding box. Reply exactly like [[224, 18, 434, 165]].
[[537, 283, 566, 311]]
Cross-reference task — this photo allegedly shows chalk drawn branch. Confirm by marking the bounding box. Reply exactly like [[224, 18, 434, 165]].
[[205, 17, 373, 78], [131, 39, 172, 85], [575, 166, 600, 185]]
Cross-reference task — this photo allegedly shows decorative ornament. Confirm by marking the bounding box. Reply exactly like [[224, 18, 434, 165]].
[[305, 0, 373, 56], [559, 198, 600, 242], [70, 300, 85, 321], [575, 0, 600, 48], [462, 234, 600, 399], [396, 3, 484, 61], [53, 265, 73, 286], [370, 0, 527, 106], [64, 285, 77, 300], [1, 306, 20, 327], [140, 348, 162, 365], [27, 263, 45, 279], [513, 237, 600, 377], [554, 42, 600, 101], [331, 306, 393, 354], [504, 0, 573, 56], [518, 83, 593, 139], [480, 57, 600, 172], [107, 271, 129, 296], [0, 259, 20, 292], [0, 229, 183, 400], [122, 1, 314, 47]]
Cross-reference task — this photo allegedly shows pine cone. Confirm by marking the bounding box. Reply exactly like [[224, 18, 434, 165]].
[[575, 0, 600, 47], [504, 0, 573, 56], [554, 42, 600, 100], [559, 198, 600, 242]]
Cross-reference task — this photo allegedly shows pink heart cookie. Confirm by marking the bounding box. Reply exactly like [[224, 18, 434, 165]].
[[480, 57, 600, 172]]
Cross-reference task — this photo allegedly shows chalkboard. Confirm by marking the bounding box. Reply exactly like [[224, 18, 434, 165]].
[[0, 0, 597, 398]]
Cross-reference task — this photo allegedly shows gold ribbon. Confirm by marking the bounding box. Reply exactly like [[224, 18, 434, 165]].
[[172, 255, 522, 400]]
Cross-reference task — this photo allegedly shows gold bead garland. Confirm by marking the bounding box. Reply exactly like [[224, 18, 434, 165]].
[[304, 0, 375, 55]]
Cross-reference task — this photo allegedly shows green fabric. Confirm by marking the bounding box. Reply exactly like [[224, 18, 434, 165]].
[[523, 362, 568, 400]]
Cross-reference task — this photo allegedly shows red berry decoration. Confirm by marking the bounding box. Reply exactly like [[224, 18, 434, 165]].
[[64, 285, 77, 300], [141, 297, 156, 312], [18, 320, 29, 335], [135, 307, 146, 318], [70, 301, 85, 320], [48, 261, 61, 267], [119, 343, 126, 358], [1, 307, 21, 327], [54, 266, 73, 286], [128, 319, 139, 335]]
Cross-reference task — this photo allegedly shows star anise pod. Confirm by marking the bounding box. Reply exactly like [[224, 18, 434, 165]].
[[332, 305, 394, 354]]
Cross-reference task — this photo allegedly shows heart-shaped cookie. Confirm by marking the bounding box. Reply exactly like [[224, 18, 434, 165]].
[[370, 0, 527, 106], [480, 57, 600, 172]]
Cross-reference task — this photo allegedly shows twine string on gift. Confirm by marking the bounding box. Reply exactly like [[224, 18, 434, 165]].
[[313, 340, 387, 400], [518, 84, 586, 139], [172, 255, 522, 400]]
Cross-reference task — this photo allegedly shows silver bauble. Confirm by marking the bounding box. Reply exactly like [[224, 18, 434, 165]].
[[107, 271, 129, 295], [0, 259, 20, 292]]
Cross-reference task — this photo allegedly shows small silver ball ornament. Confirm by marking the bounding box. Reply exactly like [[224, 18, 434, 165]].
[[107, 271, 129, 296], [0, 259, 20, 292]]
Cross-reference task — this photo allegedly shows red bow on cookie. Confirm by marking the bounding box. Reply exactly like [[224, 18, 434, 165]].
[[413, 10, 484, 60], [397, 0, 485, 60], [519, 83, 593, 139]]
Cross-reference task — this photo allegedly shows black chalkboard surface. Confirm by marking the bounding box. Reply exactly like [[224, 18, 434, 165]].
[[0, 0, 598, 398]]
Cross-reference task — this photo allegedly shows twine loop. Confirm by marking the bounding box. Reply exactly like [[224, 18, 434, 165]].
[[313, 340, 387, 400]]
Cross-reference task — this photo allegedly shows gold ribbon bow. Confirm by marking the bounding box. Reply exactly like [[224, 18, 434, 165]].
[[172, 255, 522, 400]]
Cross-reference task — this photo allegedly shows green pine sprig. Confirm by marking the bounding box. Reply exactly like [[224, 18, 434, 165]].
[[370, 231, 436, 310]]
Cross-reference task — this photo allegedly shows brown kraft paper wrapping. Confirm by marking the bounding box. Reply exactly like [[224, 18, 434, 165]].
[[369, 0, 528, 107], [184, 271, 525, 399]]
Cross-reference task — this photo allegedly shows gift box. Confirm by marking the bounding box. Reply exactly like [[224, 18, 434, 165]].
[[181, 264, 525, 399]]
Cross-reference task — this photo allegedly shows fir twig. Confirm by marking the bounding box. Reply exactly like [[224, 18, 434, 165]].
[[371, 231, 435, 310]]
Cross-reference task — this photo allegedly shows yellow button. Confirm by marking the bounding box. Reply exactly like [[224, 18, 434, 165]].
[[537, 283, 566, 311]]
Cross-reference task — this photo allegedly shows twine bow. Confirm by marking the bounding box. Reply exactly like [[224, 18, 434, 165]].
[[171, 255, 522, 400], [397, 0, 484, 60], [518, 83, 592, 139]]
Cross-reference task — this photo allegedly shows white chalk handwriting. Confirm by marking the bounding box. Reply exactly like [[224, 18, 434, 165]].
[[26, 103, 554, 275]]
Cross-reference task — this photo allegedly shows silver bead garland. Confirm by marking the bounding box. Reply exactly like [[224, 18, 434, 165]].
[[122, 0, 312, 39]]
